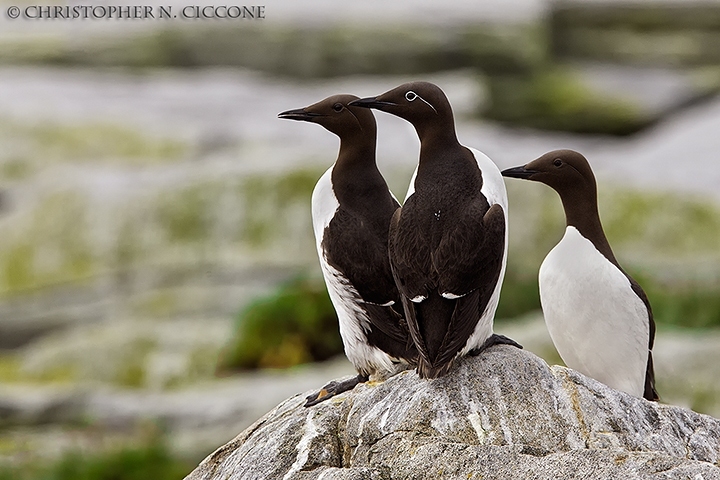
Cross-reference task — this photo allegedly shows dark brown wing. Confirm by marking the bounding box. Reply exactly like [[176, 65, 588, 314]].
[[391, 200, 506, 377], [322, 202, 415, 360], [323, 206, 398, 306], [398, 293, 427, 365], [429, 203, 505, 371], [430, 290, 482, 369], [389, 207, 431, 364], [432, 202, 506, 299], [388, 197, 436, 301], [363, 302, 417, 362]]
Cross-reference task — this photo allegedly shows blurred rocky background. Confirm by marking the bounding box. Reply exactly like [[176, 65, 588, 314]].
[[0, 0, 719, 477]]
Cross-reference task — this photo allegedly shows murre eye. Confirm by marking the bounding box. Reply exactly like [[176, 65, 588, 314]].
[[405, 91, 418, 102], [332, 103, 343, 112], [553, 158, 562, 167]]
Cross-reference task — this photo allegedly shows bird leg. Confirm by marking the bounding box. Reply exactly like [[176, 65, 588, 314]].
[[468, 334, 523, 357], [304, 373, 370, 407]]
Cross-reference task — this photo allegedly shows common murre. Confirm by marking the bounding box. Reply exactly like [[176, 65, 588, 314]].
[[350, 82, 521, 379], [502, 149, 659, 401], [279, 94, 416, 406]]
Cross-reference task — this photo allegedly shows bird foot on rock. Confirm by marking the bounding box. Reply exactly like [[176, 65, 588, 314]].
[[304, 374, 369, 407], [468, 334, 523, 357]]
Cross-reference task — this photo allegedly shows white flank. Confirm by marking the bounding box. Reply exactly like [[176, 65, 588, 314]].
[[311, 167, 396, 375], [539, 226, 649, 397], [410, 295, 426, 303], [461, 147, 509, 354]]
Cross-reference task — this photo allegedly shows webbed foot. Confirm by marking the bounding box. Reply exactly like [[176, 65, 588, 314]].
[[468, 334, 523, 357], [304, 373, 369, 407]]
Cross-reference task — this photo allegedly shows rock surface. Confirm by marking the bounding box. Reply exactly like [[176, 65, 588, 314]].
[[185, 346, 720, 480]]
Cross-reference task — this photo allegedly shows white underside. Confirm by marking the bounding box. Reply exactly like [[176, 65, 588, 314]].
[[403, 148, 508, 356], [311, 166, 396, 375], [539, 226, 649, 397]]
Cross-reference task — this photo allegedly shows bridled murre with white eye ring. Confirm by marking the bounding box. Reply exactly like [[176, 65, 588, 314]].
[[350, 81, 522, 379], [404, 90, 437, 114]]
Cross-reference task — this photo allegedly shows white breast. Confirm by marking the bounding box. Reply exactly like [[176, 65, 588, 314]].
[[539, 226, 649, 397], [461, 147, 509, 354], [310, 166, 338, 244], [470, 147, 509, 212], [403, 165, 418, 202], [310, 166, 396, 376]]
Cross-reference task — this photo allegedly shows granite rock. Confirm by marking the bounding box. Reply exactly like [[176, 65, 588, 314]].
[[185, 347, 720, 480]]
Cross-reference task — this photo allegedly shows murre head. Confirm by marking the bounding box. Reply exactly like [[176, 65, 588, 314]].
[[349, 82, 454, 139], [502, 149, 597, 199], [278, 94, 376, 139], [503, 149, 610, 243]]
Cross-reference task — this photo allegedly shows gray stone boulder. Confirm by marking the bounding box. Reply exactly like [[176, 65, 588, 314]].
[[185, 347, 720, 480]]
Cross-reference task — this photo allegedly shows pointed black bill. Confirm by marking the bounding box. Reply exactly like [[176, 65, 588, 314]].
[[501, 166, 538, 180], [348, 97, 396, 110], [277, 108, 323, 122]]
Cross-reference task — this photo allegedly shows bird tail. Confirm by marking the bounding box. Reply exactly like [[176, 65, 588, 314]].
[[644, 351, 659, 401], [416, 355, 454, 379], [412, 292, 456, 379]]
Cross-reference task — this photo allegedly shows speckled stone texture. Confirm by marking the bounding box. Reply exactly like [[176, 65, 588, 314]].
[[185, 347, 720, 480]]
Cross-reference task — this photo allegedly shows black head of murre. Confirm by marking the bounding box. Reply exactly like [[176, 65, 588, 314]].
[[349, 82, 457, 144], [501, 149, 596, 196], [502, 149, 618, 265], [279, 93, 396, 227], [278, 94, 377, 142]]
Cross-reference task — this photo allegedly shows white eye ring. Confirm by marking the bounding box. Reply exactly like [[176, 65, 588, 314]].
[[404, 90, 438, 114]]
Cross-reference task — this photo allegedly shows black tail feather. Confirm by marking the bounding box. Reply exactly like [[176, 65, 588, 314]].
[[644, 351, 659, 401], [417, 355, 454, 379], [415, 292, 455, 363]]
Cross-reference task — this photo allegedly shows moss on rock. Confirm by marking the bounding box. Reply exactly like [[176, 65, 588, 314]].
[[218, 276, 342, 371]]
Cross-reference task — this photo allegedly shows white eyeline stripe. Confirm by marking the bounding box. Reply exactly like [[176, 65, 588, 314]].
[[405, 90, 438, 114], [417, 95, 437, 114]]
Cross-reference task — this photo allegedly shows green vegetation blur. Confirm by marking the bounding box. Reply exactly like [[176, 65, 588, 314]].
[[0, 436, 191, 480], [218, 276, 342, 371]]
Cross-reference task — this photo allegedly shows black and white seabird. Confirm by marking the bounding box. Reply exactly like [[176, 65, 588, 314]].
[[502, 149, 659, 401], [350, 82, 521, 379], [278, 94, 416, 406]]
